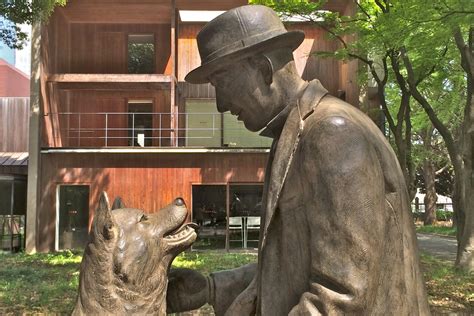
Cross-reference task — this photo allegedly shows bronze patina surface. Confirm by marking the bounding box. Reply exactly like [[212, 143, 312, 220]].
[[168, 5, 431, 315], [72, 193, 196, 315]]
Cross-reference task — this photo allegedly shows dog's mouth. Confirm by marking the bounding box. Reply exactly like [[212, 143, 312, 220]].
[[163, 222, 198, 247]]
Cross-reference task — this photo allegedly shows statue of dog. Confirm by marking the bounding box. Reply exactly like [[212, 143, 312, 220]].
[[72, 192, 197, 315]]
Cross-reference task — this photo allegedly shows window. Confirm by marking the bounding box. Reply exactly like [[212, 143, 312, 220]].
[[192, 185, 227, 249], [0, 176, 26, 251], [57, 185, 90, 250], [128, 100, 153, 147], [0, 176, 26, 216], [192, 183, 263, 250], [185, 99, 272, 148], [128, 34, 155, 74], [185, 100, 222, 147]]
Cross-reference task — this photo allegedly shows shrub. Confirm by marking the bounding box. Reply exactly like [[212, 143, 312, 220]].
[[436, 210, 453, 221]]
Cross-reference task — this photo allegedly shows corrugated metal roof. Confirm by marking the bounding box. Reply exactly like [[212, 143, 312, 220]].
[[0, 152, 28, 166]]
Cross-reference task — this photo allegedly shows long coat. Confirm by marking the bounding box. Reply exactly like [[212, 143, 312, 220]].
[[252, 80, 430, 315], [211, 80, 430, 315]]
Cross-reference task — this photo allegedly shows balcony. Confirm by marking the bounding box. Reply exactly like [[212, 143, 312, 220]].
[[47, 74, 176, 91], [44, 112, 272, 149]]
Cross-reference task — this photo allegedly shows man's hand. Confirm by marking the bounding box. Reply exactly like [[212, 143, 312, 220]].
[[166, 268, 210, 313]]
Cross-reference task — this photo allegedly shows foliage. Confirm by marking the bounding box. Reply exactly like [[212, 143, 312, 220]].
[[0, 0, 67, 49], [436, 210, 454, 221], [417, 225, 457, 237], [416, 165, 454, 198], [420, 252, 474, 312], [128, 43, 155, 74], [252, 0, 473, 269]]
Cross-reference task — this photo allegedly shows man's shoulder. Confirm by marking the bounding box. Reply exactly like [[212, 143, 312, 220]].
[[303, 95, 379, 137]]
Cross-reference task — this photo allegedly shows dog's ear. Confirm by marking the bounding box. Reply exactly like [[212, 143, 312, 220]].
[[93, 191, 116, 240], [111, 196, 126, 210]]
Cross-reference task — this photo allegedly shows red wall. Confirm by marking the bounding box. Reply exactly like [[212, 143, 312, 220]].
[[37, 151, 268, 251], [0, 59, 30, 97]]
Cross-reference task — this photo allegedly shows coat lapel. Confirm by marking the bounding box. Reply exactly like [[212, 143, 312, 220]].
[[260, 80, 328, 249]]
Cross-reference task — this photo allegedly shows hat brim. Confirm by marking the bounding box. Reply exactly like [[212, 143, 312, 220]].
[[185, 30, 305, 84]]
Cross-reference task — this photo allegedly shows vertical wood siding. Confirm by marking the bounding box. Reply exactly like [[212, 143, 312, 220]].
[[37, 151, 268, 251], [0, 98, 29, 152]]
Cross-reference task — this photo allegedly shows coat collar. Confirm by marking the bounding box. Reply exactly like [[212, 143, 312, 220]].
[[260, 79, 328, 250]]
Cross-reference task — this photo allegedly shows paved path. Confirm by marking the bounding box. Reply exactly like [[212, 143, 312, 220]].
[[416, 233, 457, 261]]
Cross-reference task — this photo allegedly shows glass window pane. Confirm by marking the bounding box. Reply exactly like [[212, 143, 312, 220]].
[[185, 100, 221, 147], [0, 180, 12, 215], [58, 185, 90, 250], [128, 101, 153, 147], [13, 180, 27, 215], [230, 184, 263, 249], [223, 113, 273, 148], [128, 34, 155, 74], [192, 185, 226, 249]]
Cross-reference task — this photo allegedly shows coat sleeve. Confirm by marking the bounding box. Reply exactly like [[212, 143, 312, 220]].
[[289, 115, 388, 315]]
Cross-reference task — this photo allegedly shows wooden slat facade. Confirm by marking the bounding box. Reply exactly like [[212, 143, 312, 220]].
[[31, 0, 359, 252], [40, 2, 358, 150], [0, 98, 29, 152], [36, 151, 268, 251]]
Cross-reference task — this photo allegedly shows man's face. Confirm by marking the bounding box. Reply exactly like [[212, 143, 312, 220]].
[[208, 58, 278, 132]]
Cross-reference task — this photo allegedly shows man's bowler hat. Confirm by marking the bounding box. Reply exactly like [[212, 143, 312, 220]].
[[185, 5, 305, 84]]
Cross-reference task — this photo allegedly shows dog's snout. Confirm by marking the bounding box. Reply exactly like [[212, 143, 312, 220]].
[[174, 198, 185, 207]]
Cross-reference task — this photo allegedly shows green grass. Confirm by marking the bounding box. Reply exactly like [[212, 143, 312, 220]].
[[0, 250, 471, 314], [416, 225, 457, 237], [0, 249, 82, 314], [172, 251, 257, 275]]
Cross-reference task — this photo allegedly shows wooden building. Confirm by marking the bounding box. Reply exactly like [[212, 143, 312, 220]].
[[0, 97, 29, 251], [27, 0, 358, 252]]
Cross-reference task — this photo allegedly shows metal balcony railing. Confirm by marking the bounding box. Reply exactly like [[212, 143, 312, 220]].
[[46, 112, 272, 148]]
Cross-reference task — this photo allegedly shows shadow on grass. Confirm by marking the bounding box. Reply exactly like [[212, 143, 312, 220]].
[[0, 250, 82, 314], [1, 249, 471, 314], [420, 252, 474, 314]]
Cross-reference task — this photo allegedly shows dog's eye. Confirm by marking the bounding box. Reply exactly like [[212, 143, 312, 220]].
[[139, 214, 148, 222]]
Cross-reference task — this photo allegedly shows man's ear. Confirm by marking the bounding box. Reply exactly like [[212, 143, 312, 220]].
[[251, 54, 273, 86], [93, 191, 116, 240]]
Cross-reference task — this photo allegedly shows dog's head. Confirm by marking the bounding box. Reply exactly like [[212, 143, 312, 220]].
[[82, 192, 197, 313]]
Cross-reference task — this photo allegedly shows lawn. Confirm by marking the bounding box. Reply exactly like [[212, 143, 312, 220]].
[[0, 250, 471, 314], [416, 225, 457, 237]]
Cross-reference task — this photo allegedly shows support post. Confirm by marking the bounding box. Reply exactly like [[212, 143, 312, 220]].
[[26, 21, 42, 254], [170, 0, 178, 146]]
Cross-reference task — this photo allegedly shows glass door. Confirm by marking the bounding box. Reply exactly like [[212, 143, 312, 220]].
[[57, 185, 90, 250], [191, 183, 263, 250]]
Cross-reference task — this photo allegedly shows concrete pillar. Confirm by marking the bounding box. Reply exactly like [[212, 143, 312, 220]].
[[26, 21, 42, 254]]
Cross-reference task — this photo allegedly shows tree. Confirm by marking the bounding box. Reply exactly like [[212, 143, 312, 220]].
[[396, 0, 473, 271], [0, 0, 67, 49], [252, 0, 473, 271], [252, 0, 420, 199]]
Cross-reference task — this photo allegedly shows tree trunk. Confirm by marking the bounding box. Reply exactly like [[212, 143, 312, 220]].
[[453, 27, 474, 272], [455, 64, 473, 271], [422, 125, 437, 225], [423, 160, 437, 226]]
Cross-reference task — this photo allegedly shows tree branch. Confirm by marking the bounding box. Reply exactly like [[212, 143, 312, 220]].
[[374, 0, 388, 13], [355, 0, 372, 20], [401, 47, 460, 171], [454, 26, 474, 79], [416, 45, 449, 86]]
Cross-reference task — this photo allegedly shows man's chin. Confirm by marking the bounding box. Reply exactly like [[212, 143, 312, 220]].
[[242, 121, 262, 132]]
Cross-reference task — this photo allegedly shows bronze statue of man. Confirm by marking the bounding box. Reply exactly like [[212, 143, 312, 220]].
[[168, 5, 430, 315]]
